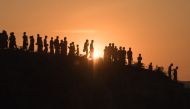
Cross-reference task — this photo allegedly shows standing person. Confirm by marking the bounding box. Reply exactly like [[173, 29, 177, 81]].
[[113, 46, 118, 62], [9, 32, 17, 49], [72, 42, 75, 56], [104, 46, 108, 62], [137, 54, 142, 67], [60, 40, 64, 55], [43, 36, 48, 53], [76, 44, 79, 56], [63, 37, 68, 56], [111, 43, 115, 61], [148, 62, 153, 71], [36, 34, 41, 52], [83, 39, 89, 57], [54, 36, 60, 54], [1, 30, 8, 49], [107, 43, 112, 62], [22, 32, 28, 51], [127, 48, 133, 65], [68, 42, 75, 56], [89, 40, 94, 58], [36, 35, 43, 53], [50, 37, 54, 54], [173, 66, 178, 81], [122, 47, 126, 65], [29, 36, 34, 52], [168, 63, 173, 79], [0, 32, 2, 49], [118, 47, 123, 64]]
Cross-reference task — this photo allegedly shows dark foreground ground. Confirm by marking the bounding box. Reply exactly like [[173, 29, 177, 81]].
[[0, 50, 190, 109]]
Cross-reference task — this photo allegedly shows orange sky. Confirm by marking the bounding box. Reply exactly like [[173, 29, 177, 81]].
[[1, 0, 190, 81]]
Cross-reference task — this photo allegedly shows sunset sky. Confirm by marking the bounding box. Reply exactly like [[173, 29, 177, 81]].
[[1, 0, 190, 81]]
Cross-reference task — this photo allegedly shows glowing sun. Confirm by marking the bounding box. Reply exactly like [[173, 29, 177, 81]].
[[93, 50, 102, 59]]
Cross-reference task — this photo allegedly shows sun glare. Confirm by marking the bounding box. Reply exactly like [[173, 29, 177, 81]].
[[93, 50, 102, 59]]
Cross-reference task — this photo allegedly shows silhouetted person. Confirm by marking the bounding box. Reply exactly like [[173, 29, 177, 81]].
[[54, 36, 60, 54], [0, 32, 2, 49], [137, 54, 142, 67], [36, 34, 43, 53], [50, 37, 54, 54], [1, 30, 8, 49], [89, 40, 94, 58], [148, 62, 153, 71], [113, 46, 118, 62], [29, 36, 34, 52], [0, 31, 7, 49], [111, 43, 115, 61], [72, 42, 76, 55], [127, 48, 133, 65], [0, 30, 8, 49], [22, 32, 28, 51], [76, 44, 79, 56], [60, 40, 64, 55], [68, 42, 75, 56], [107, 43, 112, 62], [83, 39, 89, 57], [9, 32, 17, 49], [168, 63, 173, 79], [118, 47, 123, 64], [122, 47, 126, 65], [104, 46, 108, 62], [44, 36, 48, 53], [63, 37, 68, 56], [173, 66, 178, 81]]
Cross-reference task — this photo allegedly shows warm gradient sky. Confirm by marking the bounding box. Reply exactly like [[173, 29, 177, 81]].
[[1, 0, 190, 80]]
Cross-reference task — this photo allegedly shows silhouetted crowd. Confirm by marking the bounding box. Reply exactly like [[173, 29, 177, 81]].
[[0, 30, 178, 81], [0, 30, 94, 58]]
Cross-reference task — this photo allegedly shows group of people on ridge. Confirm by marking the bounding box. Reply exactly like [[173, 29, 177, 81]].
[[0, 30, 178, 81], [103, 44, 143, 67], [168, 64, 179, 81], [0, 30, 16, 49], [0, 30, 94, 58]]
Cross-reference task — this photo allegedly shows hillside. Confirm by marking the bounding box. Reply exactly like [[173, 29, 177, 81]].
[[0, 49, 189, 109]]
